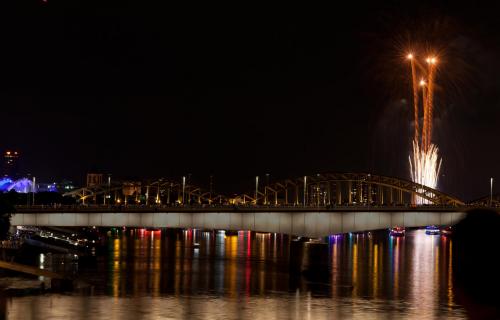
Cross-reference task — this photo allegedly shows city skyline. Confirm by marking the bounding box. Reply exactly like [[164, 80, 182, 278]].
[[2, 1, 500, 201]]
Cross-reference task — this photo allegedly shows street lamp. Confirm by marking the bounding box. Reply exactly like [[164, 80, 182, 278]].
[[182, 176, 186, 205], [265, 173, 270, 205], [303, 176, 307, 206], [104, 174, 111, 205], [490, 177, 494, 206], [156, 180, 161, 204], [32, 176, 36, 206], [255, 176, 259, 204]]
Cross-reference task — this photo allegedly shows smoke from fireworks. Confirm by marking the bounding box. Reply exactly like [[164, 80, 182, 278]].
[[407, 53, 442, 204]]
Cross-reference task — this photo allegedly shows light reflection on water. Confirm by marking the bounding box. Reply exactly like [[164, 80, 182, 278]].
[[2, 229, 466, 319]]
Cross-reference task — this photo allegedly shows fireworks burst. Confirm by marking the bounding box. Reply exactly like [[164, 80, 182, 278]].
[[407, 52, 442, 203], [409, 141, 442, 204]]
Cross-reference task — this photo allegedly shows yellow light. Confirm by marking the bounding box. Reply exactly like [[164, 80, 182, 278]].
[[419, 79, 426, 86], [427, 57, 437, 64], [407, 53, 413, 60]]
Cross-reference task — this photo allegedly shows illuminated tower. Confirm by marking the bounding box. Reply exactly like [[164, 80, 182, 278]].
[[3, 150, 20, 178], [86, 173, 104, 187]]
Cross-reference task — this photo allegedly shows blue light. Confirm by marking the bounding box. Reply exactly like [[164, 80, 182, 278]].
[[37, 183, 58, 192], [0, 178, 13, 192], [8, 178, 34, 193], [0, 177, 34, 193]]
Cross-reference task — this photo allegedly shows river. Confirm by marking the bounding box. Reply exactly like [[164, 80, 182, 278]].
[[1, 228, 466, 319]]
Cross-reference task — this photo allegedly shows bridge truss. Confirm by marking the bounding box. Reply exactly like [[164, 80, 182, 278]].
[[232, 173, 464, 206], [63, 172, 463, 207], [63, 178, 227, 205], [469, 193, 500, 207]]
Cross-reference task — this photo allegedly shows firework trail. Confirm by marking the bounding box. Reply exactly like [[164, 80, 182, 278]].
[[420, 79, 428, 150], [408, 54, 420, 142], [407, 53, 441, 204], [425, 58, 437, 150]]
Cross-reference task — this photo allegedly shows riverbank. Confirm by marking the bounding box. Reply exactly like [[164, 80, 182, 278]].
[[0, 277, 48, 296]]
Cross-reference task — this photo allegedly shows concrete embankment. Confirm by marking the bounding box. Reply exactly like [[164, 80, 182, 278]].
[[0, 260, 74, 292]]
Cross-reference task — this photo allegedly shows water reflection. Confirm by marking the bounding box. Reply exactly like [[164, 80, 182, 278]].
[[3, 229, 465, 319]]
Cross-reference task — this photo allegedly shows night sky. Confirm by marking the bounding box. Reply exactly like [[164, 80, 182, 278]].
[[1, 0, 500, 200]]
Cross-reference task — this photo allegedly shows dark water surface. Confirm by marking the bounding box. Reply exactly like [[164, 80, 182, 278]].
[[2, 229, 465, 319]]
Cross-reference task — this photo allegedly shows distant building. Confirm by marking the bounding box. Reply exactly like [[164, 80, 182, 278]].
[[122, 181, 141, 196], [86, 173, 104, 187], [57, 179, 76, 192], [3, 150, 20, 178]]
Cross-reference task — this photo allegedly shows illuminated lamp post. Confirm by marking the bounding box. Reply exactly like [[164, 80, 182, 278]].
[[491, 177, 494, 206], [255, 176, 259, 205]]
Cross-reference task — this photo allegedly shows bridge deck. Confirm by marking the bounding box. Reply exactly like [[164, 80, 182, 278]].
[[11, 209, 468, 238], [14, 205, 478, 214]]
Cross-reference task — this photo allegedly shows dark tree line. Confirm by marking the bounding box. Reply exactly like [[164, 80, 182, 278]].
[[0, 197, 14, 240]]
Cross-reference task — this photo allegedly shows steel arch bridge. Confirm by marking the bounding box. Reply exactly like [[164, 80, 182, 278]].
[[140, 178, 228, 205], [232, 172, 464, 206], [469, 193, 500, 207], [63, 178, 228, 205], [63, 172, 463, 207]]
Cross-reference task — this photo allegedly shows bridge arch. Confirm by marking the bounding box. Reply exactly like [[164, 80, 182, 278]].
[[62, 172, 463, 207], [233, 173, 464, 206], [469, 193, 500, 207], [63, 178, 228, 206]]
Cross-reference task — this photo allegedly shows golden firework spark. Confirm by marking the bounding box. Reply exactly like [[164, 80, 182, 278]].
[[407, 53, 419, 142], [406, 52, 442, 204], [425, 57, 437, 151], [409, 141, 442, 204]]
